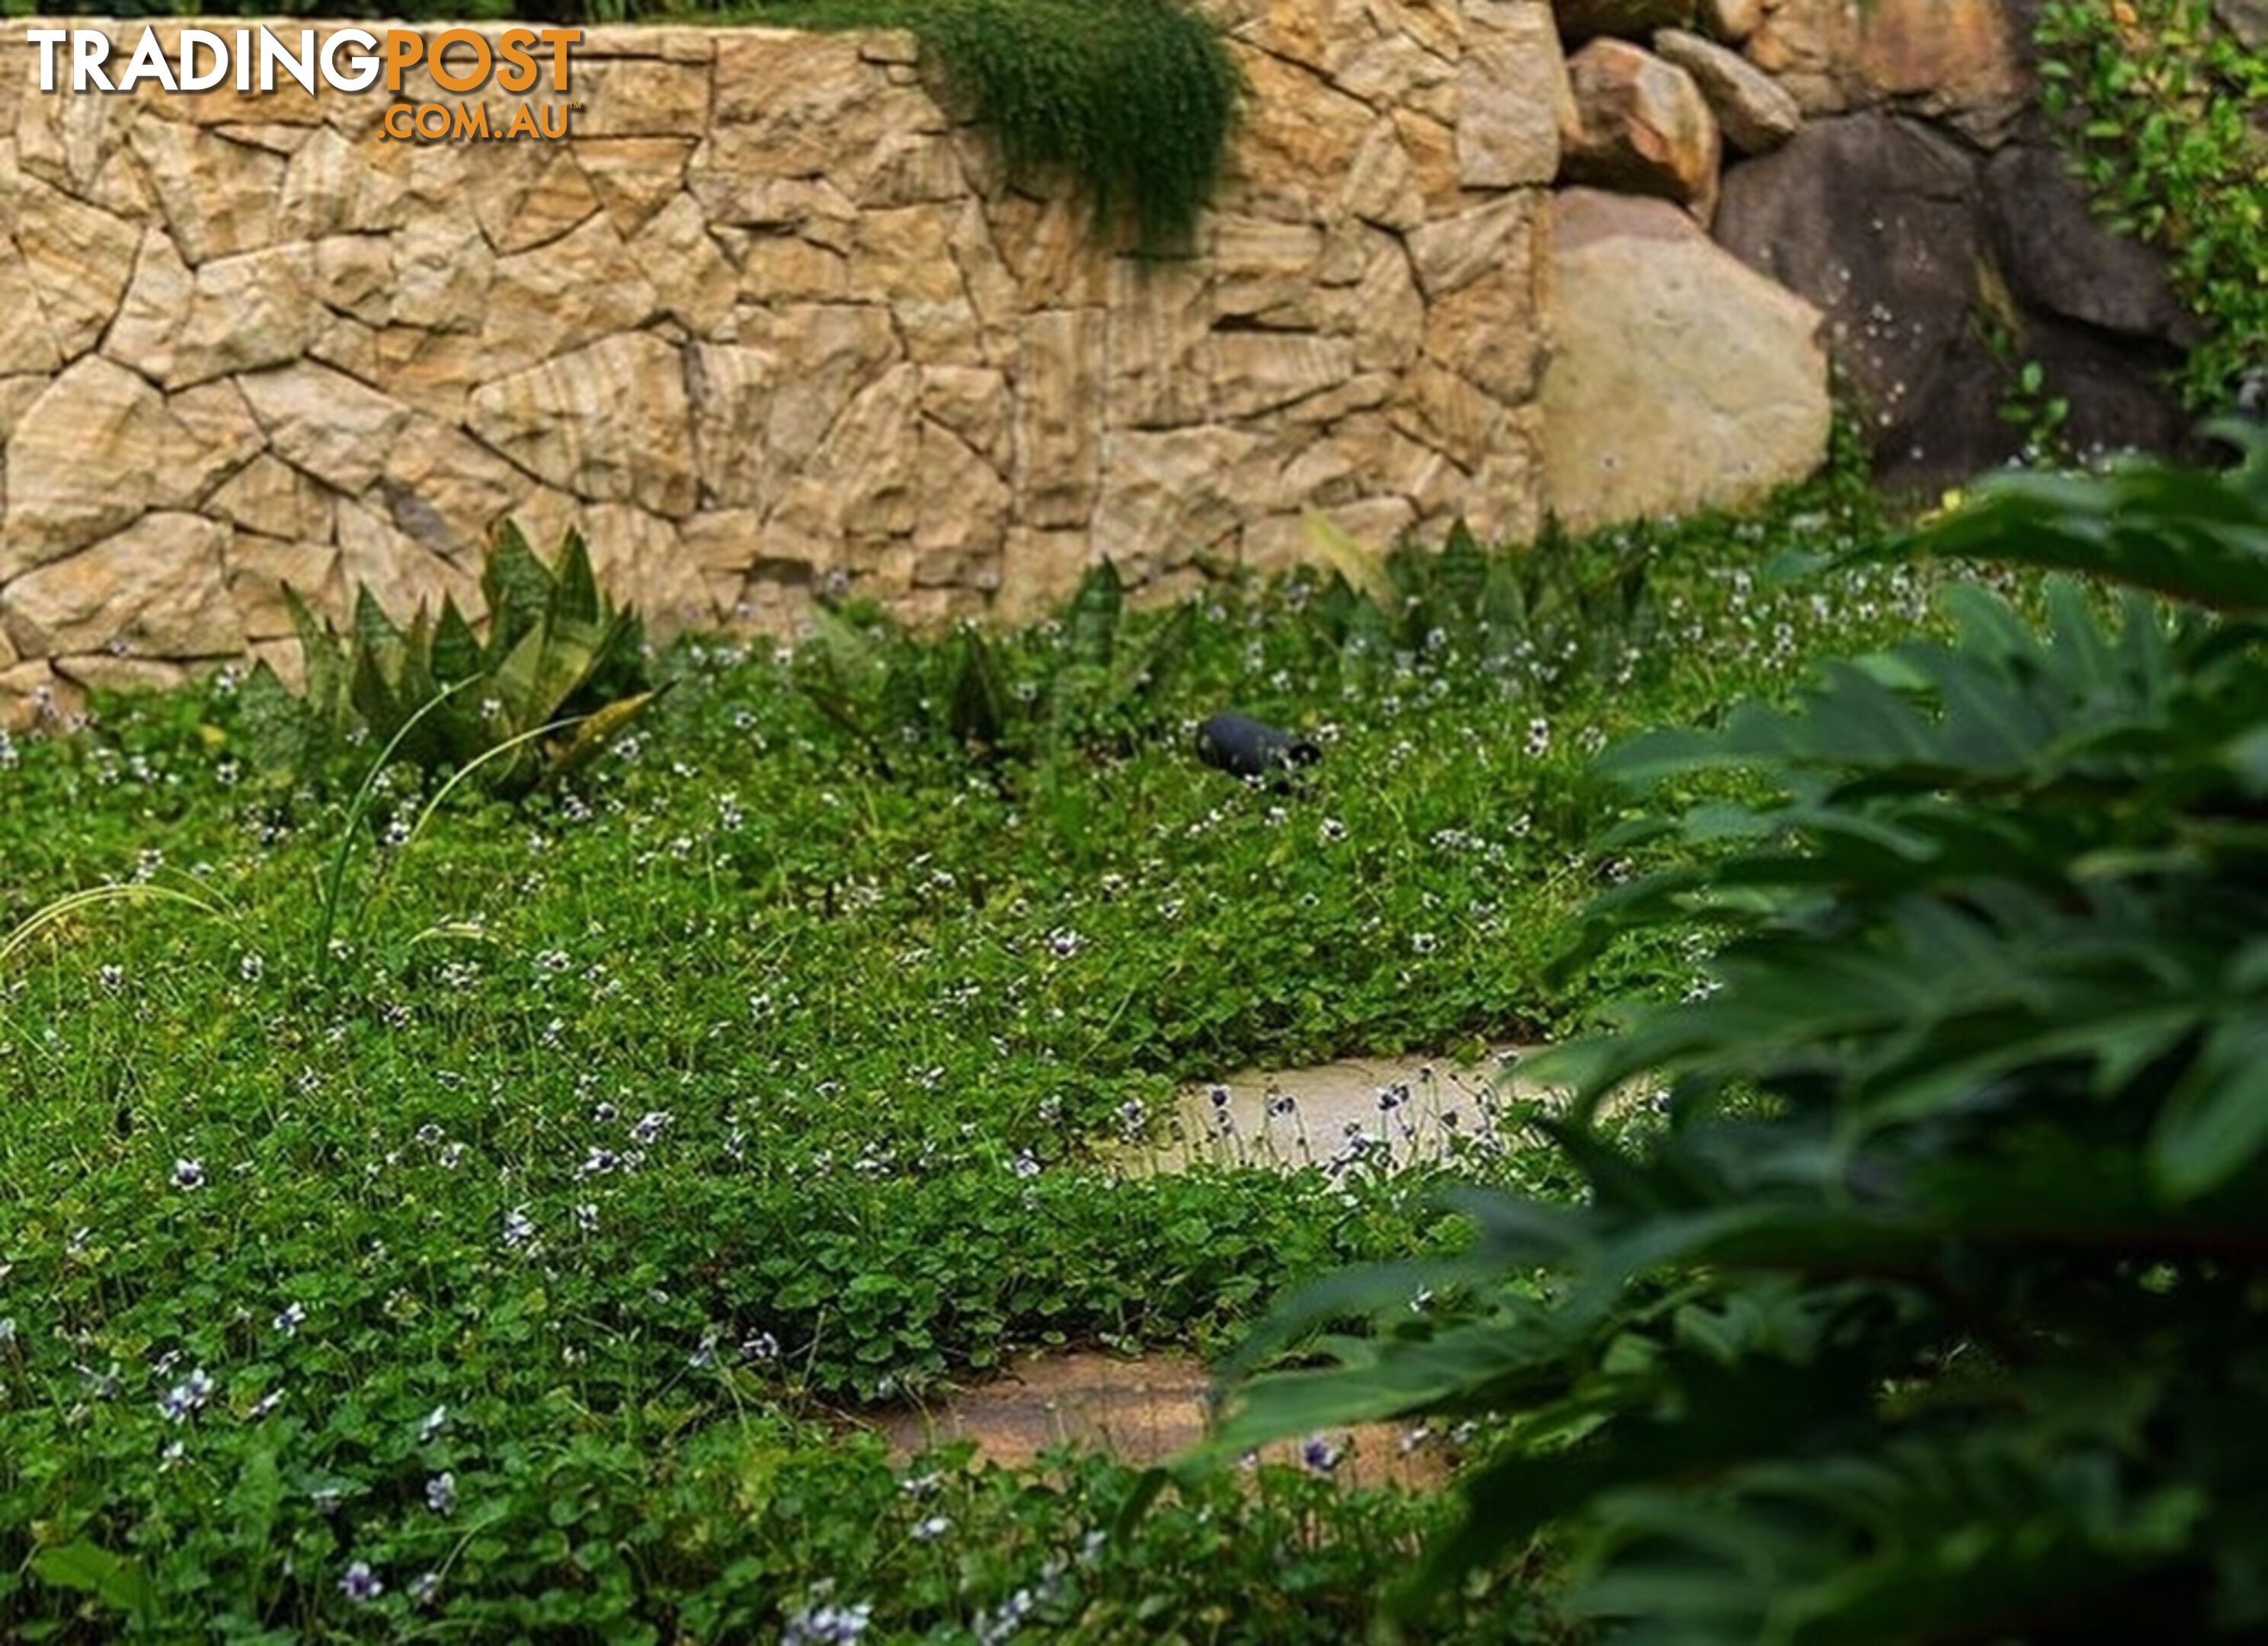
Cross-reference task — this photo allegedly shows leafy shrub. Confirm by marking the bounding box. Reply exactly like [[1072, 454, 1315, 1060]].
[[244, 520, 663, 798], [1304, 512, 1658, 703], [2034, 0, 2268, 409], [792, 560, 1197, 777], [1204, 427, 2268, 1641]]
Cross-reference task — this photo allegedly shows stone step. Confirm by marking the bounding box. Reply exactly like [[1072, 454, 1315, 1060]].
[[1115, 1046, 1546, 1177]]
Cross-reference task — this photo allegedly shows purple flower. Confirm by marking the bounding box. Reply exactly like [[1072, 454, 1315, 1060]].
[[783, 1600, 873, 1644], [158, 1368, 213, 1423], [172, 1158, 206, 1191], [339, 1561, 382, 1603]]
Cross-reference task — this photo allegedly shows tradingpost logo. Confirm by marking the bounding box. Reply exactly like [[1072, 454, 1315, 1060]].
[[24, 24, 586, 141]]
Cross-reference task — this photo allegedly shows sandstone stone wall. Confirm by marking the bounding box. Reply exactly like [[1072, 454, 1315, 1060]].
[[0, 3, 1576, 722]]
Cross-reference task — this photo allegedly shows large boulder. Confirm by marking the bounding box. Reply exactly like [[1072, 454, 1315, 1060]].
[[1715, 113, 2189, 484], [1744, 0, 2028, 146], [1563, 39, 1723, 218], [1653, 27, 1801, 154], [1538, 188, 1830, 533]]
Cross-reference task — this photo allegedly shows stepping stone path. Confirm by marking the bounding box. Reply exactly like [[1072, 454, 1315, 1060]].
[[1115, 1046, 1546, 1177], [875, 1049, 1556, 1484], [876, 1351, 1457, 1491]]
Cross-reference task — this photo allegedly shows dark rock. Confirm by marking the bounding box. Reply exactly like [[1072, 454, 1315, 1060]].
[[1982, 143, 2197, 344], [1716, 114, 1986, 481], [2023, 316, 2191, 463], [1715, 110, 2190, 486], [2215, 0, 2268, 47], [1554, 0, 1697, 43], [1196, 713, 1319, 782]]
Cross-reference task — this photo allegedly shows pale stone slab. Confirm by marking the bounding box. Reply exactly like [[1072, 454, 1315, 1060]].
[[237, 361, 413, 497], [1539, 188, 1829, 533], [1457, 0, 1573, 187], [5, 512, 242, 659], [466, 332, 698, 519]]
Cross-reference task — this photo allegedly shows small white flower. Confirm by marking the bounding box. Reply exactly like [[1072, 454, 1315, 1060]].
[[172, 1158, 206, 1191]]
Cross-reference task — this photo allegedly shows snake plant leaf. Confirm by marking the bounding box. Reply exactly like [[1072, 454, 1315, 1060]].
[[1118, 599, 1196, 705], [544, 685, 669, 787], [1066, 558, 1123, 672], [347, 589, 411, 741], [949, 629, 1009, 756], [481, 519, 555, 664], [430, 597, 484, 687], [282, 584, 350, 729], [1302, 507, 1394, 610], [1436, 517, 1488, 641], [552, 527, 603, 626]]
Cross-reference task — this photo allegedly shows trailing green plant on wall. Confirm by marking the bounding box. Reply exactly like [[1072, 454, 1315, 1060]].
[[41, 0, 1243, 246], [1193, 427, 2268, 1641], [2034, 0, 2268, 410], [888, 0, 1241, 250], [702, 0, 1243, 247]]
